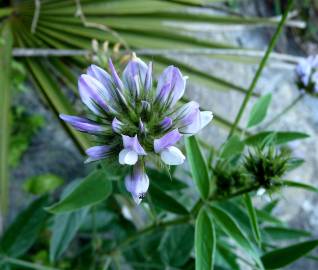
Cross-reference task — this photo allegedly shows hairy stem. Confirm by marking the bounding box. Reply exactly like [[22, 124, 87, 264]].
[[262, 93, 304, 129], [228, 0, 294, 138]]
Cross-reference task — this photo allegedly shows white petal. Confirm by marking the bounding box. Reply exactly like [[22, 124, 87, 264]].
[[200, 111, 213, 129], [160, 146, 185, 165], [119, 149, 138, 165]]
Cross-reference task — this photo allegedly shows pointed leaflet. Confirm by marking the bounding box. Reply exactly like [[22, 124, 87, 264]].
[[195, 208, 216, 270], [261, 240, 318, 269], [245, 131, 309, 146], [50, 181, 90, 262], [185, 136, 211, 199], [209, 205, 262, 267], [46, 170, 112, 214], [281, 180, 318, 193], [247, 93, 272, 128], [263, 226, 311, 241], [219, 135, 244, 160], [243, 194, 261, 246], [0, 196, 49, 257]]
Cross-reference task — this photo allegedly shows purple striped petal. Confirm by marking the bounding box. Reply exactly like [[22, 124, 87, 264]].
[[108, 58, 124, 91], [160, 117, 172, 131], [78, 74, 110, 114], [157, 83, 171, 103], [112, 117, 123, 133], [141, 100, 151, 113], [156, 66, 186, 107], [87, 65, 112, 86], [139, 119, 145, 134], [123, 57, 148, 96], [176, 101, 200, 126], [60, 114, 106, 134], [122, 135, 146, 155], [87, 65, 115, 95], [144, 62, 153, 92], [154, 129, 182, 153], [125, 162, 149, 203], [85, 145, 112, 162]]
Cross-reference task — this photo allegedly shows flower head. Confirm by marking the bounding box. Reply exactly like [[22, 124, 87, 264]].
[[60, 54, 213, 203], [295, 55, 318, 96], [243, 146, 290, 190]]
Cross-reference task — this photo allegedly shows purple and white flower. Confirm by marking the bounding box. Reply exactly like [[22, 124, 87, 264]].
[[60, 54, 213, 203], [119, 135, 146, 165], [295, 55, 318, 95], [125, 161, 149, 205]]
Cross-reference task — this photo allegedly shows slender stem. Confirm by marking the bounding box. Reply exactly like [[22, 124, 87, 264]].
[[74, 0, 129, 50], [1, 256, 60, 270], [31, 0, 40, 33], [215, 184, 261, 201], [228, 0, 294, 138], [108, 216, 190, 255], [262, 93, 304, 129], [90, 206, 98, 270]]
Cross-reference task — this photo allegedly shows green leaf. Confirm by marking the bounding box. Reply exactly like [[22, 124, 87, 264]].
[[281, 180, 318, 193], [245, 131, 309, 146], [46, 170, 112, 214], [23, 174, 64, 195], [185, 136, 211, 199], [247, 93, 272, 128], [26, 59, 90, 153], [50, 208, 89, 261], [263, 226, 311, 241], [255, 209, 283, 225], [149, 185, 188, 215], [286, 158, 305, 171], [195, 208, 216, 270], [219, 135, 244, 160], [49, 180, 90, 261], [243, 194, 261, 246], [159, 224, 194, 267], [148, 169, 188, 191], [0, 21, 13, 216], [209, 205, 260, 265], [0, 196, 49, 257], [262, 199, 279, 213], [216, 242, 240, 270], [261, 239, 318, 269]]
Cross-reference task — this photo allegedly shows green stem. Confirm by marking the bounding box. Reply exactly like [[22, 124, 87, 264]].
[[108, 216, 190, 255], [90, 206, 98, 270], [1, 256, 60, 270], [262, 93, 304, 129], [214, 184, 261, 201], [108, 184, 262, 255], [228, 0, 294, 138]]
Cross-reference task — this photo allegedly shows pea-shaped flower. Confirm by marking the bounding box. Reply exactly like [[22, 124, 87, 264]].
[[60, 54, 213, 204], [295, 55, 318, 96]]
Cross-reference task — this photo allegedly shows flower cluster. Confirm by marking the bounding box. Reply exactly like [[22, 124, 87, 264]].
[[60, 54, 213, 204], [295, 55, 318, 96]]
